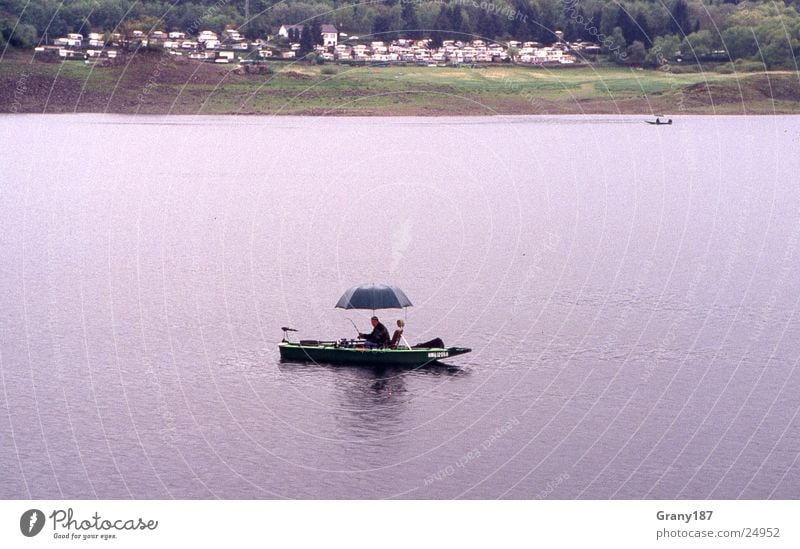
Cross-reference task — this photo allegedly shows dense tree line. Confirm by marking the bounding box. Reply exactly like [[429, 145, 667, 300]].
[[2, 0, 800, 67]]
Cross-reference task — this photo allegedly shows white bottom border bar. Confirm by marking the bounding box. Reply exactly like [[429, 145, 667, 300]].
[[2, 500, 797, 549]]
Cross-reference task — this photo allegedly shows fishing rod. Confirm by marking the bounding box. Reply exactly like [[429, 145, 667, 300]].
[[347, 318, 360, 336]]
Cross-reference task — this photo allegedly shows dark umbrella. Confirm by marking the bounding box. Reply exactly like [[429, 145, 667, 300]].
[[334, 283, 413, 310]]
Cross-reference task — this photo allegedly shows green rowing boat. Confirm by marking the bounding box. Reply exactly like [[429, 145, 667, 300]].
[[280, 283, 472, 366], [279, 341, 472, 366]]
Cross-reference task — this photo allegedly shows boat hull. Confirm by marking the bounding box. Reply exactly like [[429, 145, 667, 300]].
[[278, 342, 471, 366]]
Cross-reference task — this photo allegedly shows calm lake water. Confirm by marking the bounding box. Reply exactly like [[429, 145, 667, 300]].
[[1, 114, 799, 499]]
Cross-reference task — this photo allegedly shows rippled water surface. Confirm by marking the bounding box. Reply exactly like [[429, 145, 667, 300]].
[[2, 114, 800, 499]]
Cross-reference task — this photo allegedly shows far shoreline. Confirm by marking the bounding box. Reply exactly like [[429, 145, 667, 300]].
[[2, 51, 799, 116], [5, 110, 800, 117]]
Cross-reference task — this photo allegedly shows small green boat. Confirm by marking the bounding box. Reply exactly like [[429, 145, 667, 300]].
[[279, 340, 472, 366], [280, 283, 472, 366]]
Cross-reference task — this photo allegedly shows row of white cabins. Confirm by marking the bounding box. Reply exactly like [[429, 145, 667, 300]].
[[40, 25, 589, 65], [327, 39, 579, 65]]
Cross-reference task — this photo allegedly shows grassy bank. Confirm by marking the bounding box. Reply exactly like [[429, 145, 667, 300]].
[[2, 51, 799, 115]]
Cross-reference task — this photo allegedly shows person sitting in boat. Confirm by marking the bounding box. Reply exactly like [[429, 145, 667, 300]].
[[359, 316, 391, 348], [390, 319, 405, 348]]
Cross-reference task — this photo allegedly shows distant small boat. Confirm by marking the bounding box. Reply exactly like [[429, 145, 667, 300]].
[[646, 117, 672, 125]]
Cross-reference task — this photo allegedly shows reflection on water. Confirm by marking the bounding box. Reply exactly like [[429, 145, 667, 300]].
[[275, 362, 466, 442], [1, 114, 799, 499]]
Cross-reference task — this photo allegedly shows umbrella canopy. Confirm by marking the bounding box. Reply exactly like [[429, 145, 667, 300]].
[[334, 284, 413, 310]]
